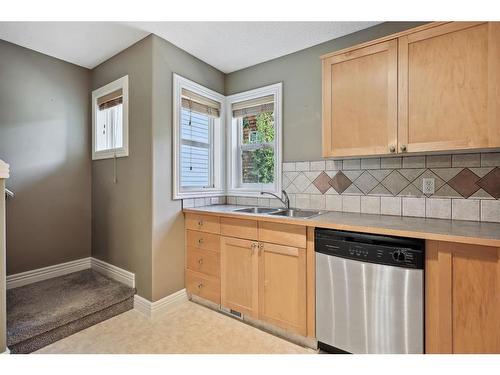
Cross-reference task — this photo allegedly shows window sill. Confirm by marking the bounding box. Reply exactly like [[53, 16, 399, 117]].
[[173, 190, 225, 200], [92, 149, 129, 161]]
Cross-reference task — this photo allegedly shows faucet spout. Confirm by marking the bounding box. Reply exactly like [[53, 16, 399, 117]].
[[260, 190, 290, 209]]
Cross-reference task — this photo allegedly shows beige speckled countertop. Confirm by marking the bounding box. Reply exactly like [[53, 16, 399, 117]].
[[184, 205, 500, 247]]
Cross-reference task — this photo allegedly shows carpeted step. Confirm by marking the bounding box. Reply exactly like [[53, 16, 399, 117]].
[[7, 269, 136, 354]]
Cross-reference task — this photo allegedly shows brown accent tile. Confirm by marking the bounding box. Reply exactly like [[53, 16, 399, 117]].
[[447, 168, 481, 198], [312, 171, 332, 195], [477, 167, 500, 199], [329, 171, 352, 194]]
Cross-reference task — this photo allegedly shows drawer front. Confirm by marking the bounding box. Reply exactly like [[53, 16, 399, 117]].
[[220, 217, 258, 240], [258, 221, 307, 248], [186, 247, 220, 278], [185, 213, 220, 234], [186, 230, 220, 252], [186, 270, 221, 304]]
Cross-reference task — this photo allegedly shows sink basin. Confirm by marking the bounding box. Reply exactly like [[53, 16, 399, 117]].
[[234, 207, 280, 214], [270, 209, 321, 219]]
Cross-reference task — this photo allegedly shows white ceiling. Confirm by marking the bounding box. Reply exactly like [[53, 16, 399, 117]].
[[0, 22, 380, 73]]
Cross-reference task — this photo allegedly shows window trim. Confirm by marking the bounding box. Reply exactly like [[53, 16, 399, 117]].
[[92, 75, 129, 160], [226, 82, 283, 197], [173, 74, 225, 199]]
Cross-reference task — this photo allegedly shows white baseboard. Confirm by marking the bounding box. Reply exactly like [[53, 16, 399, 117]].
[[6, 257, 91, 289], [134, 289, 188, 318], [6, 257, 135, 290], [91, 257, 135, 289]]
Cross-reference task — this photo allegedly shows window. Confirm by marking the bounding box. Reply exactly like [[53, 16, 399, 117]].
[[227, 83, 282, 196], [173, 74, 224, 199], [92, 76, 129, 160]]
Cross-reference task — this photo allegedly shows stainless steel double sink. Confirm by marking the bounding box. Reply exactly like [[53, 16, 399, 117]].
[[233, 207, 322, 219]]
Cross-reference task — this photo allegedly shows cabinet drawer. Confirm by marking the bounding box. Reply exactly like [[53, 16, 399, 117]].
[[220, 217, 258, 240], [185, 213, 220, 234], [258, 221, 307, 248], [186, 270, 220, 304], [186, 247, 220, 278], [186, 230, 220, 252]]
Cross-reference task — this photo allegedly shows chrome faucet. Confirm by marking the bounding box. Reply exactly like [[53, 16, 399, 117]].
[[260, 190, 290, 209]]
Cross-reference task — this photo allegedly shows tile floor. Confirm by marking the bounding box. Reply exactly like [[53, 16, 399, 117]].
[[36, 301, 316, 354]]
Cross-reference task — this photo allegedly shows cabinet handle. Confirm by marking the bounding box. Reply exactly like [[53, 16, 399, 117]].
[[197, 282, 204, 289], [389, 145, 396, 153], [400, 144, 407, 153], [198, 258, 203, 265], [197, 238, 204, 245], [197, 219, 204, 227]]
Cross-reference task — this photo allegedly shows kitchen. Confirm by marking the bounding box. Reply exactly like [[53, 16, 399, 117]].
[[0, 3, 499, 373]]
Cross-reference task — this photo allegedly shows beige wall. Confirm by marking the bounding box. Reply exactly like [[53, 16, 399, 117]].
[[150, 35, 224, 301], [91, 36, 154, 300], [0, 40, 91, 275], [225, 22, 427, 162]]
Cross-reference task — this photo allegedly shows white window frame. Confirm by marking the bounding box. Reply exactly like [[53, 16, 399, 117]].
[[92, 75, 129, 160], [173, 74, 225, 199], [226, 83, 283, 197]]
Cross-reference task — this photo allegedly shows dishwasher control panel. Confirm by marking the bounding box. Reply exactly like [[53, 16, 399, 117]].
[[316, 229, 424, 269]]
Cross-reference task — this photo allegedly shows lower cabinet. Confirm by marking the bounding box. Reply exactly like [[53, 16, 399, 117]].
[[220, 237, 259, 318], [220, 235, 307, 335], [426, 240, 500, 353], [259, 242, 307, 336]]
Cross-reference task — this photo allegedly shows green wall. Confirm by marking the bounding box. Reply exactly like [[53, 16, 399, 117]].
[[225, 22, 427, 162], [0, 40, 91, 275]]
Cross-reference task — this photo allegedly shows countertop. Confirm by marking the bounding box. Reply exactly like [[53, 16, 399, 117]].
[[183, 205, 500, 247]]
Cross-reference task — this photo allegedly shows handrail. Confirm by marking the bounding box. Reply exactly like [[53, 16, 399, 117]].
[[5, 188, 14, 199]]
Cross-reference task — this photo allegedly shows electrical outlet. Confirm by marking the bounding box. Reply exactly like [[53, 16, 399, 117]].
[[422, 178, 435, 195]]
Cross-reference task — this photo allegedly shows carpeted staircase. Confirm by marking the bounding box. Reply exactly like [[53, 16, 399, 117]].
[[7, 269, 135, 354]]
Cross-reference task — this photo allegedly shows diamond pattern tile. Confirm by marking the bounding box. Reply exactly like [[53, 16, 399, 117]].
[[447, 168, 481, 198], [312, 171, 332, 194], [329, 171, 352, 194], [353, 171, 379, 194], [477, 167, 500, 199], [412, 170, 446, 197], [381, 171, 410, 196]]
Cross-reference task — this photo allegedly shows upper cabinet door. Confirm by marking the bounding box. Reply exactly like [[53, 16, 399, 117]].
[[398, 22, 500, 153], [322, 39, 398, 157]]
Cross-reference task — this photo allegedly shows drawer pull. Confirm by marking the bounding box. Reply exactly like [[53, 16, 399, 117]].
[[198, 282, 204, 289], [197, 219, 204, 228], [198, 258, 204, 265], [197, 238, 204, 245]]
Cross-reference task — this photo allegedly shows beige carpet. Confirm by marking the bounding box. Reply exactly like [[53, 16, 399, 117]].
[[36, 301, 316, 354]]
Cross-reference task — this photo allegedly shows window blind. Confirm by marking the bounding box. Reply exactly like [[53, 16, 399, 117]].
[[232, 95, 274, 118], [98, 89, 123, 110], [182, 88, 220, 118], [180, 108, 211, 188]]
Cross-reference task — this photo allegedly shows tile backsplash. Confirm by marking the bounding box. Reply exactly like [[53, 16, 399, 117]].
[[277, 153, 500, 223], [183, 152, 500, 223]]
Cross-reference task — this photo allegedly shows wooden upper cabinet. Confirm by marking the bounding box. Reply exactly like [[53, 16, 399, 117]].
[[322, 39, 398, 157], [398, 22, 500, 152], [220, 236, 259, 318]]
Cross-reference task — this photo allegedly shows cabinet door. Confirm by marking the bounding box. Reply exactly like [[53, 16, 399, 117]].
[[426, 240, 500, 353], [399, 22, 500, 153], [322, 39, 398, 157], [258, 242, 307, 335], [220, 236, 259, 318]]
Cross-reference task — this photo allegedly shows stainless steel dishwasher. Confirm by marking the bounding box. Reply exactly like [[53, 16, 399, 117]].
[[315, 228, 424, 354]]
